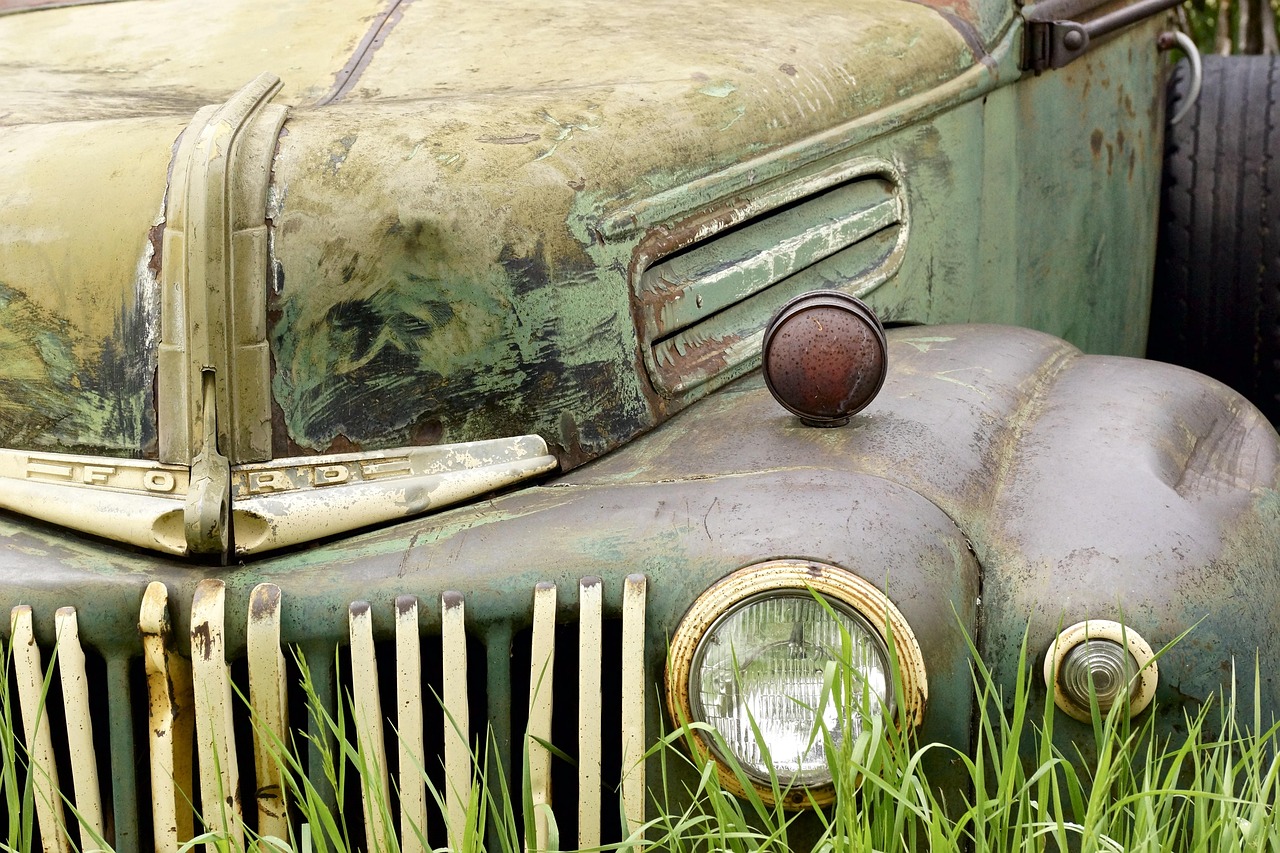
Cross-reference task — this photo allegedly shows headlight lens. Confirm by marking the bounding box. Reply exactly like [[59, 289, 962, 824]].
[[666, 560, 927, 808], [1059, 639, 1136, 712], [690, 592, 892, 786]]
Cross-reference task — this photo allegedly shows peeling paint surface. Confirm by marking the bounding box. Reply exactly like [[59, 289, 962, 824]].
[[0, 118, 174, 455]]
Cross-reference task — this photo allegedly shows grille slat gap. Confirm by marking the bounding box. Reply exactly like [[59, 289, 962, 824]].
[[106, 652, 143, 851], [527, 582, 557, 853], [577, 577, 603, 849], [53, 607, 103, 849], [247, 583, 289, 845], [621, 574, 648, 845], [10, 605, 70, 853], [395, 594, 427, 853], [141, 581, 196, 852], [484, 621, 514, 853], [441, 591, 470, 850], [190, 579, 245, 852], [348, 600, 392, 852]]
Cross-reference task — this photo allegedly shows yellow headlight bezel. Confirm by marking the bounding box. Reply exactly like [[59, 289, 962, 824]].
[[664, 559, 928, 808]]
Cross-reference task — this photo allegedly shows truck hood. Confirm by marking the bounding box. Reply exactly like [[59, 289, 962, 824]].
[[0, 0, 996, 556]]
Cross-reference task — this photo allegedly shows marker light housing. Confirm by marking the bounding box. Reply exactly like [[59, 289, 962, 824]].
[[1044, 620, 1157, 722]]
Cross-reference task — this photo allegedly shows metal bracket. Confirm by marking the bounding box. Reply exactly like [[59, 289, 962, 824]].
[[185, 370, 232, 559], [1023, 0, 1185, 71]]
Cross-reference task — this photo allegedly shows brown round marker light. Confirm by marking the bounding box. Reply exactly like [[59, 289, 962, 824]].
[[762, 291, 887, 427]]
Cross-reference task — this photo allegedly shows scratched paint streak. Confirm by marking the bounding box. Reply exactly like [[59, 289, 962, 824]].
[[318, 0, 415, 106]]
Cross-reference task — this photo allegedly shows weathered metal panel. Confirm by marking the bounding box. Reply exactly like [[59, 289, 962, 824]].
[[0, 0, 387, 124], [0, 118, 174, 456]]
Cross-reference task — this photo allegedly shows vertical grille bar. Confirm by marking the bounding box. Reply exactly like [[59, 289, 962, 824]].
[[526, 582, 557, 853], [348, 601, 391, 852], [621, 574, 648, 843], [190, 578, 244, 851], [53, 607, 104, 848], [140, 582, 195, 852], [577, 577, 603, 850], [441, 591, 470, 850], [395, 594, 427, 853], [247, 583, 288, 845], [9, 605, 70, 853]]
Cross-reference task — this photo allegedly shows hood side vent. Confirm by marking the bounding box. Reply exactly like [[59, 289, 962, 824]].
[[635, 160, 907, 398]]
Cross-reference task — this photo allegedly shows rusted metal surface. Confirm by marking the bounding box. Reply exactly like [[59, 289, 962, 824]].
[[762, 291, 888, 427]]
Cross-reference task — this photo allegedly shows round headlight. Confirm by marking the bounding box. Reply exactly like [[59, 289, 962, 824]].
[[1043, 620, 1157, 722], [666, 560, 927, 808], [690, 592, 892, 786]]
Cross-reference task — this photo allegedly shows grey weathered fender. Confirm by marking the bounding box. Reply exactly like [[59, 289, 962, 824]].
[[568, 323, 1280, 755]]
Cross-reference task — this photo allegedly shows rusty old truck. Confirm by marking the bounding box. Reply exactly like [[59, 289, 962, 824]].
[[1, 0, 1279, 850]]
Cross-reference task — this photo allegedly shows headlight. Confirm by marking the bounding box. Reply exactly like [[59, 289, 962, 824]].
[[665, 560, 927, 808], [1043, 620, 1157, 722]]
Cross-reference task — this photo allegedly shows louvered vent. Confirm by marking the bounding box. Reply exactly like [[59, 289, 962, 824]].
[[635, 161, 907, 397]]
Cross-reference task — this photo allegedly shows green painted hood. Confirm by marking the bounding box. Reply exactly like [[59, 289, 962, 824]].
[[0, 0, 994, 467]]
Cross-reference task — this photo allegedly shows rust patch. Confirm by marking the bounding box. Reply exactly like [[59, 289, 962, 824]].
[[191, 622, 213, 660], [249, 584, 281, 619], [317, 0, 415, 106], [1090, 128, 1104, 157]]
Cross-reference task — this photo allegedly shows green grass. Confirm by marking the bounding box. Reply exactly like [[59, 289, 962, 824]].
[[2, 630, 1278, 853]]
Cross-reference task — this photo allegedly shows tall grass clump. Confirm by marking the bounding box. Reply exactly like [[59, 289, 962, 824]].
[[2, 624, 1280, 852], [636, 621, 1280, 853]]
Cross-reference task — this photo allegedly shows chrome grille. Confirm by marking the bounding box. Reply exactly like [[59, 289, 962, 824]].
[[8, 573, 649, 852]]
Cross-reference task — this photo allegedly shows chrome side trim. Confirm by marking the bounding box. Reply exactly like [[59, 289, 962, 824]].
[[231, 437, 558, 555], [0, 435, 556, 557]]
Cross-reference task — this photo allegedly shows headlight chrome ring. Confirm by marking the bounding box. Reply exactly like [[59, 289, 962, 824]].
[[665, 559, 927, 808]]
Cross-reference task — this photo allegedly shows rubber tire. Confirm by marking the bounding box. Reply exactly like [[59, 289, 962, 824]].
[[1149, 55, 1280, 425]]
